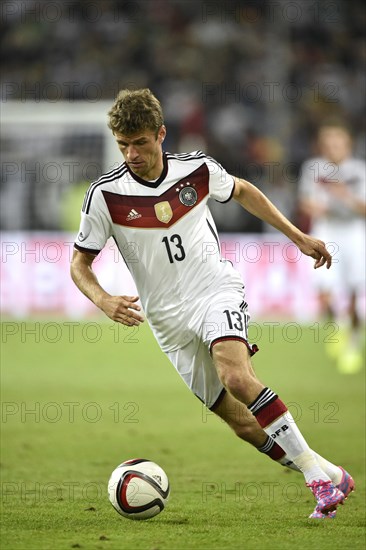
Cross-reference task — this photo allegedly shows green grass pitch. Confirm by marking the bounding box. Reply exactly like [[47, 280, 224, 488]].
[[1, 321, 365, 549]]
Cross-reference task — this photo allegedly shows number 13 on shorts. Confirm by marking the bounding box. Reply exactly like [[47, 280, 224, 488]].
[[201, 291, 251, 347], [223, 309, 246, 331]]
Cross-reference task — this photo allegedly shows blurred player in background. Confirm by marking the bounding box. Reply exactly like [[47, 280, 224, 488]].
[[71, 89, 354, 519], [299, 125, 366, 373]]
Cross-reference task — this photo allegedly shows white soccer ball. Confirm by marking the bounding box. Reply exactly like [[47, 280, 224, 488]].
[[108, 458, 170, 520]]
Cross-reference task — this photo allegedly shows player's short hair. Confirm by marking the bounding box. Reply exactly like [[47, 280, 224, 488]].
[[108, 89, 164, 136], [317, 120, 352, 138]]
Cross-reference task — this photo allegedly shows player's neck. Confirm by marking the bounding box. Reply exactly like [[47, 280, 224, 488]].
[[144, 160, 164, 181], [326, 154, 349, 165], [140, 152, 165, 181]]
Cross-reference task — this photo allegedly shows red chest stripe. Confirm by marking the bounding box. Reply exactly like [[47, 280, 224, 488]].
[[102, 163, 209, 228]]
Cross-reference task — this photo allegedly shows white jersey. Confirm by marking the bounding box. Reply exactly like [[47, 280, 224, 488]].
[[75, 151, 244, 352], [299, 156, 366, 292], [299, 156, 366, 233]]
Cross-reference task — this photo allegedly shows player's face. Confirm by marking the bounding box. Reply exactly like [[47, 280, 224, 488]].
[[318, 127, 351, 164], [114, 126, 166, 180]]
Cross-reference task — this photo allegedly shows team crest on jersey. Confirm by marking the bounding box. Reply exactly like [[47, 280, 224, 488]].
[[154, 201, 173, 224], [179, 186, 197, 207]]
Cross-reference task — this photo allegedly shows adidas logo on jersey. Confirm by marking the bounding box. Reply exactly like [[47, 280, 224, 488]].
[[126, 209, 142, 221]]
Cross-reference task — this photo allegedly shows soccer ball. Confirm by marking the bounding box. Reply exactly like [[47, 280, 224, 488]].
[[108, 458, 170, 520]]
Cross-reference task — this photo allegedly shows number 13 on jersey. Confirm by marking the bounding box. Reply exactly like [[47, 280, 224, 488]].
[[162, 234, 186, 263]]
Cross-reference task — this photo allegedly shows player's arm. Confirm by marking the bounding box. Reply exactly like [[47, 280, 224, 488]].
[[325, 182, 366, 216], [70, 249, 144, 326], [232, 177, 332, 269], [298, 197, 329, 219]]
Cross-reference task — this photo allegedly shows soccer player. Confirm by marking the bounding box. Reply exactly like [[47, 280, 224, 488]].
[[299, 125, 366, 373], [71, 89, 354, 519]]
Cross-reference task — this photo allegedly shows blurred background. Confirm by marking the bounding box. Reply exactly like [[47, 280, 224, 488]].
[[1, 0, 365, 319], [2, 5, 365, 546]]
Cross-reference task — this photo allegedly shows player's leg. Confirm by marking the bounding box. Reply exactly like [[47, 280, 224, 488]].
[[348, 290, 365, 356], [211, 390, 296, 465], [318, 290, 336, 321], [349, 291, 359, 329], [310, 229, 346, 360], [211, 390, 266, 446], [336, 289, 364, 374], [212, 392, 354, 518], [211, 390, 349, 484], [211, 339, 345, 514], [336, 225, 365, 373], [166, 334, 351, 516]]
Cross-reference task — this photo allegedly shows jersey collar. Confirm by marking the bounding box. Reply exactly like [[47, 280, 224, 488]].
[[125, 151, 168, 188]]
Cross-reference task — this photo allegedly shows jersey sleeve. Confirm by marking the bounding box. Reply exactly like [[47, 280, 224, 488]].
[[74, 188, 110, 255], [206, 156, 235, 203]]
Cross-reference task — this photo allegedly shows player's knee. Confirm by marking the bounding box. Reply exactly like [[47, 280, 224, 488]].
[[219, 369, 248, 399]]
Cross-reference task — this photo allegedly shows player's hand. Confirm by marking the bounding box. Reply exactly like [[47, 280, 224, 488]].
[[296, 235, 332, 270], [325, 181, 352, 200], [100, 295, 144, 326]]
